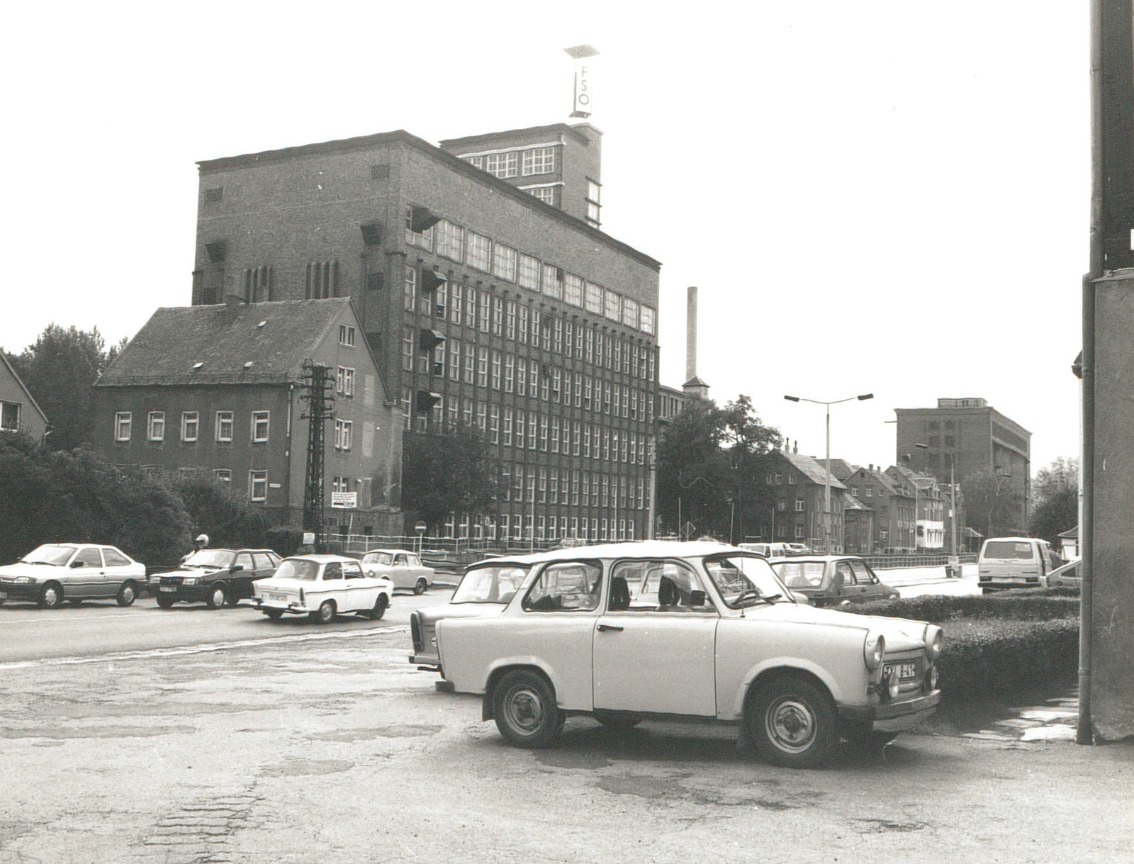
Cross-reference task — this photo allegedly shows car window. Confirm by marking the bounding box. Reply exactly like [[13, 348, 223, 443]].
[[252, 552, 277, 570], [343, 562, 364, 579], [235, 552, 254, 571], [74, 547, 103, 568], [984, 541, 1035, 560], [522, 561, 602, 612], [614, 560, 713, 613], [393, 554, 407, 566], [453, 565, 528, 603], [275, 559, 319, 580], [849, 560, 876, 585], [771, 561, 824, 588], [103, 548, 131, 567], [407, 554, 422, 567], [323, 563, 344, 581]]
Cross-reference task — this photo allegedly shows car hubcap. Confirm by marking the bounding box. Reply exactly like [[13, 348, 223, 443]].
[[506, 688, 544, 734], [44, 588, 58, 606], [766, 697, 816, 753]]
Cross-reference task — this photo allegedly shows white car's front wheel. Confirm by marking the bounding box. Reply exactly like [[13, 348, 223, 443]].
[[747, 677, 838, 768], [493, 670, 562, 749]]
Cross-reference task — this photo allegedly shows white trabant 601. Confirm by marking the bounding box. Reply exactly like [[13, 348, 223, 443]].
[[251, 554, 393, 624], [435, 541, 943, 768]]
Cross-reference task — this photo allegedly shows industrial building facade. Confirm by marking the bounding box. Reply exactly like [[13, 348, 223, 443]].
[[192, 126, 661, 543]]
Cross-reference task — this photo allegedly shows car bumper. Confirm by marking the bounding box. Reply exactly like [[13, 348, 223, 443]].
[[251, 598, 310, 615], [410, 652, 441, 670], [0, 584, 41, 602], [838, 690, 942, 732], [155, 585, 211, 601]]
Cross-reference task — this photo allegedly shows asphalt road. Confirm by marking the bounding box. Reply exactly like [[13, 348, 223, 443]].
[[1, 597, 1130, 864]]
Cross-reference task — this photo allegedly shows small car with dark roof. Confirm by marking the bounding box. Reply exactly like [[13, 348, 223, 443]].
[[152, 548, 282, 609]]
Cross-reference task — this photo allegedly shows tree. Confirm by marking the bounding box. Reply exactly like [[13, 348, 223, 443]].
[[174, 475, 274, 551], [655, 397, 782, 541], [962, 469, 1024, 539], [401, 424, 497, 533], [6, 325, 120, 451], [1030, 458, 1079, 547]]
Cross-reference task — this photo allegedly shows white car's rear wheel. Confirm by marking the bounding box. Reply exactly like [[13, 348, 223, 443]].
[[369, 594, 389, 620], [312, 600, 336, 624], [413, 577, 428, 595], [493, 671, 562, 749]]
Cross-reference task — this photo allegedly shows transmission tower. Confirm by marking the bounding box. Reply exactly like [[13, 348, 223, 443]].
[[300, 360, 335, 552]]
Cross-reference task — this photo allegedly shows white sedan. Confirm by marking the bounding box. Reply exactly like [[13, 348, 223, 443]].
[[360, 549, 435, 594], [0, 543, 146, 608], [251, 554, 393, 623]]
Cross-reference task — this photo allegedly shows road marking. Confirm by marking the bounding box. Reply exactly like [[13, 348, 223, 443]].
[[0, 625, 406, 670]]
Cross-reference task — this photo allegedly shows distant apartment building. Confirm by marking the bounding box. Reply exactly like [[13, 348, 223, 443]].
[[92, 299, 404, 535], [762, 449, 848, 552], [896, 397, 1030, 535], [190, 126, 661, 543]]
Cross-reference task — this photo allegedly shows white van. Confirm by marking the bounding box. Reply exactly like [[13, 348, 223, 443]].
[[739, 542, 788, 558], [977, 537, 1058, 593]]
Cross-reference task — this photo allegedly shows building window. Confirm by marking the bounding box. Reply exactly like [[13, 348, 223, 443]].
[[641, 306, 656, 335], [485, 151, 519, 178], [147, 412, 165, 442], [213, 469, 231, 483], [541, 264, 564, 300], [249, 471, 268, 502], [622, 297, 640, 329], [467, 232, 492, 271], [336, 366, 355, 396], [436, 219, 464, 262], [181, 412, 199, 442], [335, 419, 353, 451], [522, 146, 556, 176], [0, 401, 18, 432], [339, 325, 356, 347], [493, 244, 517, 282], [527, 186, 558, 206], [305, 260, 339, 299], [251, 411, 270, 443], [585, 281, 603, 314], [604, 288, 621, 322], [564, 273, 584, 307], [404, 207, 434, 250], [403, 264, 417, 311], [114, 412, 131, 441], [215, 411, 233, 442]]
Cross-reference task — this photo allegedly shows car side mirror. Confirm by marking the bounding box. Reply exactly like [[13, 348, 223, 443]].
[[70, 561, 84, 568], [689, 589, 706, 607], [231, 564, 244, 572]]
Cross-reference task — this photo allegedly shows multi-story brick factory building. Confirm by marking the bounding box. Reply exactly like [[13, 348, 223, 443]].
[[190, 124, 661, 543]]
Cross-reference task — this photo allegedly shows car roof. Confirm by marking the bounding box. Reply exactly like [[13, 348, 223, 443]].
[[768, 555, 859, 563], [283, 554, 360, 564], [362, 549, 413, 555], [469, 540, 744, 568]]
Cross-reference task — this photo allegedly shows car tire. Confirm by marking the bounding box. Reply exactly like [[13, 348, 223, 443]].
[[205, 584, 227, 609], [413, 577, 428, 595], [312, 600, 336, 624], [39, 582, 63, 609], [156, 595, 176, 609], [841, 723, 899, 752], [747, 677, 838, 768], [265, 609, 284, 621], [116, 581, 138, 607], [226, 590, 242, 608], [493, 670, 562, 749], [369, 594, 389, 620], [593, 711, 643, 730]]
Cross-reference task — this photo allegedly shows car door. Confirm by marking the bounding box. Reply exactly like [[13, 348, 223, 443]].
[[341, 560, 375, 611], [69, 547, 106, 599], [316, 562, 346, 609], [592, 559, 718, 717], [230, 551, 256, 598], [101, 547, 136, 595], [848, 559, 885, 602]]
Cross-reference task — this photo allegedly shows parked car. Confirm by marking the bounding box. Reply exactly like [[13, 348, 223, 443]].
[[360, 549, 435, 594], [0, 543, 146, 609], [151, 548, 282, 609], [783, 543, 812, 556], [1044, 558, 1081, 589], [738, 542, 787, 558], [977, 537, 1059, 593], [251, 554, 393, 623], [434, 541, 943, 768], [411, 561, 528, 676], [769, 555, 900, 608]]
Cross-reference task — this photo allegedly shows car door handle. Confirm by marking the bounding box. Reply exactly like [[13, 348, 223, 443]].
[[597, 623, 624, 632]]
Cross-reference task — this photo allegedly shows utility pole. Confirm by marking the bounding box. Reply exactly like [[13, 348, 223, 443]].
[[300, 360, 334, 553]]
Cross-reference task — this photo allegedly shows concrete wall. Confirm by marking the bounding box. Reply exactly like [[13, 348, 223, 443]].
[[1090, 269, 1134, 740]]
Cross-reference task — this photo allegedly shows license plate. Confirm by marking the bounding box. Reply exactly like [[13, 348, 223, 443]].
[[264, 592, 286, 602], [886, 662, 918, 679], [159, 586, 177, 593]]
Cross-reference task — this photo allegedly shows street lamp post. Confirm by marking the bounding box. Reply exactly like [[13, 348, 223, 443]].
[[784, 393, 874, 554]]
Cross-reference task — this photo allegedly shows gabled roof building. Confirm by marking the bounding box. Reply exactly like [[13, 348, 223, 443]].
[[0, 354, 49, 441]]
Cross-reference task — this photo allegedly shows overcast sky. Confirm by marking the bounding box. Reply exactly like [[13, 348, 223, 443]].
[[2, 2, 1088, 474]]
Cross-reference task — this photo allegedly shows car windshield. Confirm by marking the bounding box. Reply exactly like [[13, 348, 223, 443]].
[[770, 560, 826, 589], [362, 552, 393, 566], [452, 564, 529, 604], [703, 553, 793, 607], [20, 545, 76, 566], [273, 559, 320, 581], [182, 549, 234, 568]]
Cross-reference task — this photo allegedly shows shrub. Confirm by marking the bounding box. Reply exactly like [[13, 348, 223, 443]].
[[853, 592, 1079, 622]]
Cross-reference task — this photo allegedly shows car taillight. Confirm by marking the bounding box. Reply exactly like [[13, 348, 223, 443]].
[[299, 588, 305, 603]]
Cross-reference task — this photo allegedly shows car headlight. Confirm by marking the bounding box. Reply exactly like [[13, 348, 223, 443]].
[[863, 633, 885, 671], [183, 577, 197, 585], [924, 625, 943, 660], [14, 576, 34, 584]]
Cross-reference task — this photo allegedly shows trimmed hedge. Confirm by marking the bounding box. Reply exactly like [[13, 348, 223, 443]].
[[847, 591, 1080, 702]]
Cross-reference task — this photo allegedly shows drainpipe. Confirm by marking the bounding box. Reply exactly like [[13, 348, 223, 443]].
[[1077, 0, 1103, 746]]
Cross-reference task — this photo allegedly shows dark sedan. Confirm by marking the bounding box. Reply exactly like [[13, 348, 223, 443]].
[[152, 548, 282, 609], [769, 555, 899, 608]]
